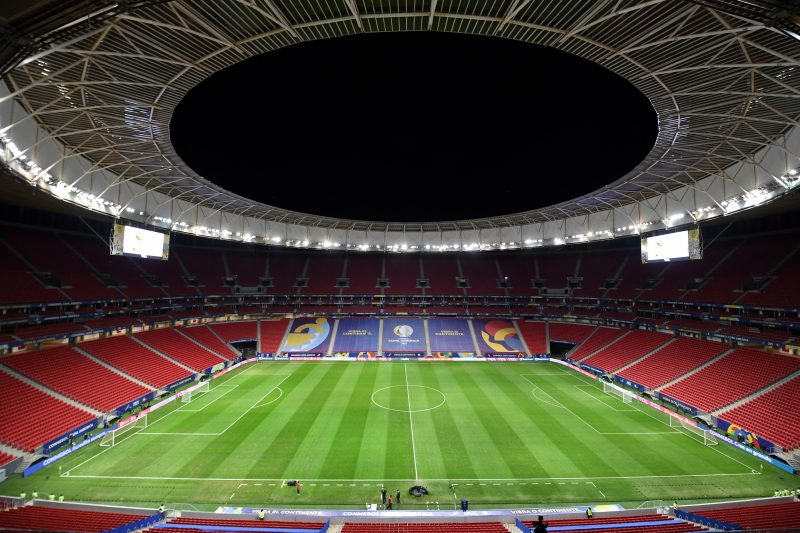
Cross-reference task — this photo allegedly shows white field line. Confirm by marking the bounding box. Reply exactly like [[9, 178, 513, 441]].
[[573, 385, 638, 412], [141, 374, 293, 437], [178, 384, 239, 412], [589, 481, 607, 498], [553, 364, 757, 472], [522, 374, 678, 436], [61, 472, 761, 482], [405, 364, 419, 481], [64, 368, 289, 475]]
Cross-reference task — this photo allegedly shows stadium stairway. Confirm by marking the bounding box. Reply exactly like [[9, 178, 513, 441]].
[[607, 335, 677, 374], [654, 348, 733, 392], [0, 364, 103, 417], [711, 367, 800, 416], [73, 345, 157, 390]]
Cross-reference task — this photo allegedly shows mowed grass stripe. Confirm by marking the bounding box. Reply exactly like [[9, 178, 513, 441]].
[[318, 363, 379, 478], [383, 364, 416, 480], [283, 363, 368, 478]]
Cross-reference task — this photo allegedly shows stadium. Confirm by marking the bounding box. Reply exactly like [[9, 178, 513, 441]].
[[1, 0, 800, 531]]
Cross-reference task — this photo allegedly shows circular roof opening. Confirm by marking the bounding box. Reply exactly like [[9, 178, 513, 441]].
[[171, 32, 658, 222]]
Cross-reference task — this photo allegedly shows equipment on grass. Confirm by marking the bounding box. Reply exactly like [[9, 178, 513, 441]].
[[669, 416, 718, 446], [603, 382, 634, 403], [181, 381, 209, 403], [99, 414, 148, 447]]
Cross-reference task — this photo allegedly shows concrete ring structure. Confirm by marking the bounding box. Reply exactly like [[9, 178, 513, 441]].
[[1, 0, 800, 251]]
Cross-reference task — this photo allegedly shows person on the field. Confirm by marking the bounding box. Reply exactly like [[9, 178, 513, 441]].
[[58, 494, 64, 502], [296, 480, 301, 495], [387, 495, 392, 510], [396, 489, 401, 506], [381, 486, 387, 506]]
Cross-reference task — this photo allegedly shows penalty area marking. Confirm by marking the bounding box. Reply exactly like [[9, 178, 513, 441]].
[[573, 385, 638, 412], [253, 387, 283, 408]]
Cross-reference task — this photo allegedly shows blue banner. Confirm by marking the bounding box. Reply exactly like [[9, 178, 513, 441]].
[[658, 393, 698, 416], [474, 319, 524, 354], [115, 392, 156, 416], [332, 317, 379, 353], [28, 424, 114, 475], [42, 419, 98, 453], [614, 375, 646, 392], [281, 317, 333, 354], [166, 375, 195, 391], [428, 318, 475, 353], [382, 317, 426, 354]]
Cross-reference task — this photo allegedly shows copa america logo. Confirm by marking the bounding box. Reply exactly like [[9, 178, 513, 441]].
[[393, 324, 413, 338]]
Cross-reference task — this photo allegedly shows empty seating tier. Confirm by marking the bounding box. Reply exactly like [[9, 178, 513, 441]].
[[718, 375, 800, 450], [517, 321, 546, 354], [135, 328, 227, 371], [182, 326, 238, 359], [618, 338, 727, 389], [522, 514, 703, 532], [0, 371, 95, 452], [690, 501, 800, 530], [660, 348, 800, 412], [569, 327, 626, 362], [80, 335, 191, 388], [2, 347, 151, 412], [260, 319, 289, 353], [549, 322, 595, 343], [0, 505, 145, 532], [581, 330, 672, 373], [210, 321, 258, 342], [0, 451, 17, 466]]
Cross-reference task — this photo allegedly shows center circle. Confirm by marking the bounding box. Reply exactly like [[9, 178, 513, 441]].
[[171, 32, 657, 222], [371, 385, 446, 413]]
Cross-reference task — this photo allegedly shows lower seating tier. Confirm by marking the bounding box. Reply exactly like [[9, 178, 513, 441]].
[[0, 371, 95, 451], [0, 505, 145, 532]]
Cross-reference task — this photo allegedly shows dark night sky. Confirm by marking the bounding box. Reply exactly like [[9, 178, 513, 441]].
[[170, 32, 657, 222]]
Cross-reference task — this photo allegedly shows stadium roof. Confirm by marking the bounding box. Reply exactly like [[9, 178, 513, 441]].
[[1, 0, 800, 250]]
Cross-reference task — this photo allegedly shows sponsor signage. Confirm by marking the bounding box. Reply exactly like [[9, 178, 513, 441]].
[[614, 375, 645, 392], [166, 375, 194, 391], [658, 393, 698, 416], [43, 419, 98, 453], [114, 392, 155, 416], [26, 426, 114, 476], [118, 408, 150, 429]]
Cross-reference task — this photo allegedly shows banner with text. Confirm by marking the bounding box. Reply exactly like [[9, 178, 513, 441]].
[[332, 317, 380, 354], [382, 317, 426, 355], [428, 318, 475, 354], [281, 317, 333, 354]]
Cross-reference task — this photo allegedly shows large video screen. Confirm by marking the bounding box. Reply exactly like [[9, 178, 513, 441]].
[[641, 228, 701, 263], [110, 223, 170, 260]]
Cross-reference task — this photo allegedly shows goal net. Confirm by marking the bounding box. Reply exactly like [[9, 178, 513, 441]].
[[603, 382, 634, 404], [181, 381, 209, 403], [669, 416, 717, 446], [100, 414, 147, 448]]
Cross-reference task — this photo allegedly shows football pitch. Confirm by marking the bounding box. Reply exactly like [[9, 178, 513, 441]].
[[5, 361, 793, 510]]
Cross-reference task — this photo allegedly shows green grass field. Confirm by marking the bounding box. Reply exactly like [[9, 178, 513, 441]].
[[3, 361, 794, 510]]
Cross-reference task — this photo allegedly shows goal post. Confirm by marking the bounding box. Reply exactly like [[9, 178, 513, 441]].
[[669, 416, 717, 446], [603, 381, 633, 403], [181, 380, 209, 403], [100, 413, 148, 448]]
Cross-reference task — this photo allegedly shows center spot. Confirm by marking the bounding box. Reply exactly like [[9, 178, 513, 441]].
[[371, 385, 446, 413]]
